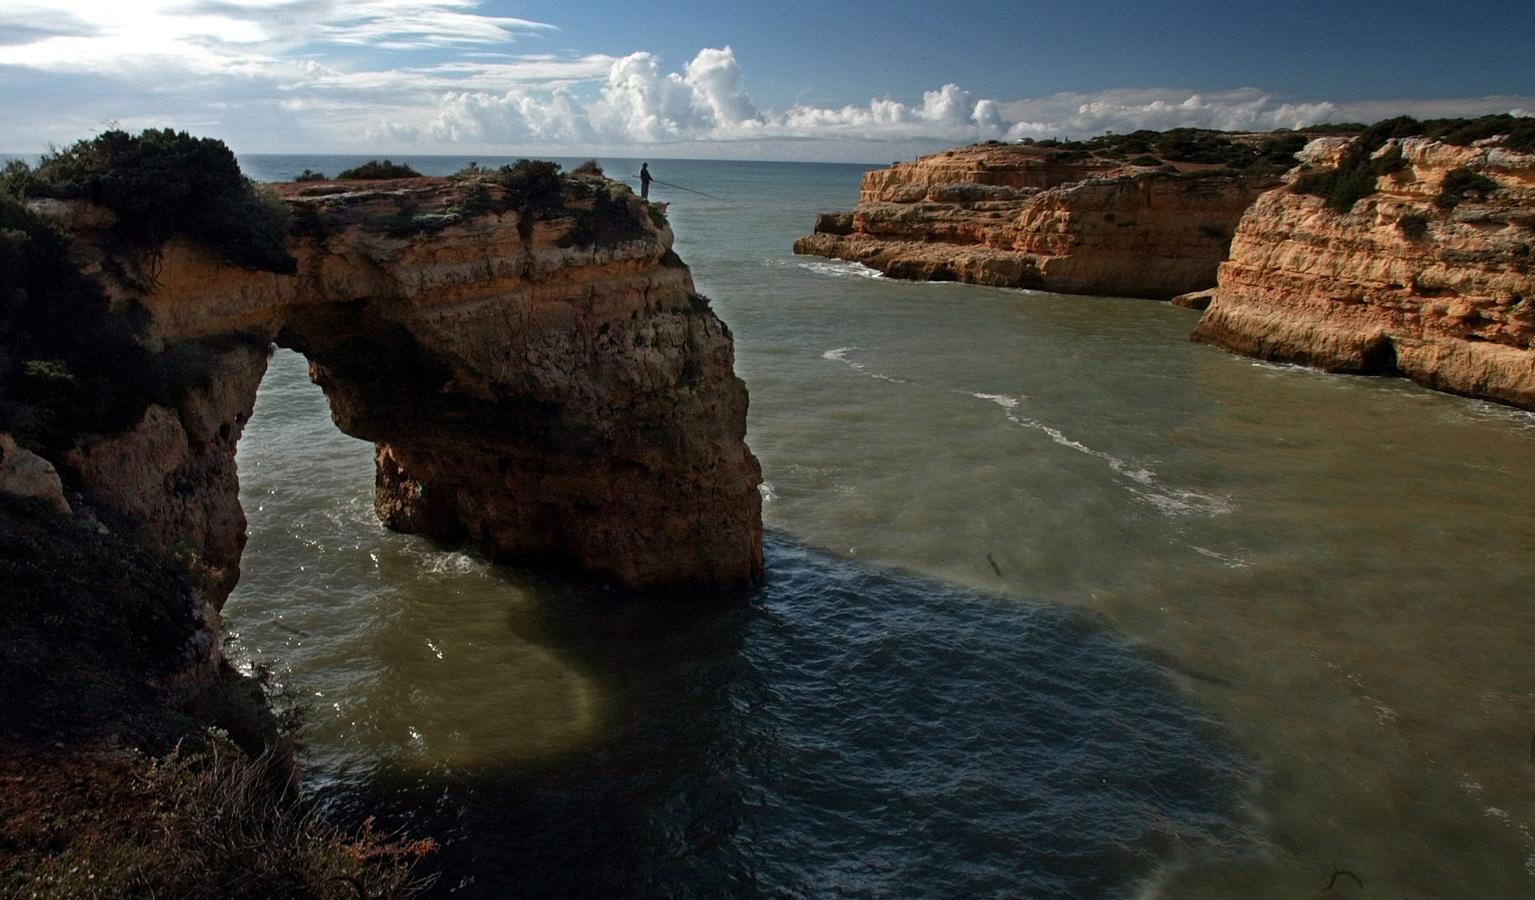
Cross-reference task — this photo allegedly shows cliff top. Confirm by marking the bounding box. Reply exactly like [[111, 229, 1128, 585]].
[[898, 115, 1535, 184], [274, 161, 667, 250], [901, 128, 1316, 180]]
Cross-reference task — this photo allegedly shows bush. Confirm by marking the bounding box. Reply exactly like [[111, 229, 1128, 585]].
[[1129, 155, 1162, 166], [572, 159, 604, 177], [293, 169, 328, 182], [1293, 166, 1382, 213], [557, 180, 649, 248], [1291, 127, 1410, 213], [336, 159, 421, 180], [11, 128, 296, 275], [1435, 167, 1500, 209], [1419, 113, 1535, 153], [1397, 211, 1431, 238], [495, 159, 564, 226]]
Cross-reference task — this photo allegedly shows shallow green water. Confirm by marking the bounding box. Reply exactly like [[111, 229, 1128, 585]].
[[228, 156, 1535, 897]]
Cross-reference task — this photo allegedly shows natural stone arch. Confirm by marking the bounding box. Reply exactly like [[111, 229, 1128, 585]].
[[59, 177, 763, 604]]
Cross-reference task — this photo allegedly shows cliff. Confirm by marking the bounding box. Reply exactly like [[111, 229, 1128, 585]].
[[38, 172, 763, 601], [1192, 137, 1535, 409], [794, 143, 1280, 299]]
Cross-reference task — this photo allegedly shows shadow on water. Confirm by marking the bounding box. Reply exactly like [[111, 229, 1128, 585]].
[[320, 533, 1258, 899]]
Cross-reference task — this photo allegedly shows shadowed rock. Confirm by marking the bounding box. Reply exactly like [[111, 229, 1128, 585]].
[[38, 173, 763, 600]]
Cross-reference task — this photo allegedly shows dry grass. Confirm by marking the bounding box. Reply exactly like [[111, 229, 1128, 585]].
[[0, 739, 435, 899]]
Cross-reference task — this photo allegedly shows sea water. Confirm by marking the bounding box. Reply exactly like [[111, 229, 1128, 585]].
[[227, 156, 1535, 897]]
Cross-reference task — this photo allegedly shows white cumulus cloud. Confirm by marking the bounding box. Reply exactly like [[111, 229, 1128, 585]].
[[0, 4, 1532, 159]]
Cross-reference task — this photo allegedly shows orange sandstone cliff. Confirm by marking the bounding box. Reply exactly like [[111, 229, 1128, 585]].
[[1193, 138, 1535, 409], [794, 143, 1278, 299], [37, 174, 764, 602]]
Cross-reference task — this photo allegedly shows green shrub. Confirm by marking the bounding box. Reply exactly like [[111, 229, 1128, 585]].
[[572, 159, 605, 177], [495, 159, 564, 229], [293, 169, 328, 182], [336, 159, 421, 180], [1397, 211, 1431, 238], [1419, 113, 1535, 153], [14, 129, 295, 275], [1435, 167, 1500, 209], [457, 182, 493, 219], [1293, 166, 1382, 213], [1129, 155, 1162, 166], [1291, 125, 1414, 213], [557, 180, 649, 248]]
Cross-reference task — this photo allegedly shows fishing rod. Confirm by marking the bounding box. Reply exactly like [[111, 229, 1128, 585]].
[[623, 175, 734, 204]]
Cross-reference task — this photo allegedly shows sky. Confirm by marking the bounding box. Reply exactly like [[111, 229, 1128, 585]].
[[1, 0, 1532, 162]]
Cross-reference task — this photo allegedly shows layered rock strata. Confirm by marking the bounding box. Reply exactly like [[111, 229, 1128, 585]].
[[1193, 138, 1535, 409], [795, 144, 1278, 298], [36, 175, 763, 598]]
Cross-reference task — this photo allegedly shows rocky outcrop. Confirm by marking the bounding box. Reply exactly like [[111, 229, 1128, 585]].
[[0, 434, 70, 513], [39, 175, 763, 598], [1193, 138, 1535, 409], [795, 144, 1278, 299]]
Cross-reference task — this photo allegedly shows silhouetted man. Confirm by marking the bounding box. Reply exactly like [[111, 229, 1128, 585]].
[[639, 162, 653, 200]]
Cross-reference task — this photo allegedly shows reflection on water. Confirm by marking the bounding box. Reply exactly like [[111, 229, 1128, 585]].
[[228, 156, 1535, 897]]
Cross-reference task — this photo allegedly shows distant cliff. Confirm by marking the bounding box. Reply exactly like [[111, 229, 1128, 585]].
[[1193, 134, 1535, 409], [794, 141, 1282, 299]]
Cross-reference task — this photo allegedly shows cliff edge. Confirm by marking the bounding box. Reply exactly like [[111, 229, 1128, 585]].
[[21, 165, 763, 601], [1192, 131, 1535, 409]]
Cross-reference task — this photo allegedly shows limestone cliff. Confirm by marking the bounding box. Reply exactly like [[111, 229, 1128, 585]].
[[795, 144, 1278, 298], [32, 173, 763, 599], [1193, 138, 1535, 409]]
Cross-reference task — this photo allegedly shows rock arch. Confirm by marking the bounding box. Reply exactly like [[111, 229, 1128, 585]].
[[58, 178, 763, 603]]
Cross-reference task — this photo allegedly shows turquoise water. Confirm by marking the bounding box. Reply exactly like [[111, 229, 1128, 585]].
[[229, 156, 1535, 897]]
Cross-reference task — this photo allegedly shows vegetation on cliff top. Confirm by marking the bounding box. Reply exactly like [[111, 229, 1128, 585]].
[[443, 158, 654, 247], [2, 128, 295, 275], [1292, 115, 1527, 213], [1022, 128, 1308, 174], [336, 159, 422, 180]]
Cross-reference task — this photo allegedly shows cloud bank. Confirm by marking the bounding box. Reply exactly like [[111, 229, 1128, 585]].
[[0, 1, 1529, 159]]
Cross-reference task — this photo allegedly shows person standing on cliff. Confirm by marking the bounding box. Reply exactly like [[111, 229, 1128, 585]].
[[639, 162, 653, 200]]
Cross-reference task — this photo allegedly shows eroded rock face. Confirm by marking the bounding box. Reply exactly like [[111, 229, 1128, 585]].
[[0, 434, 71, 514], [49, 176, 763, 600], [1193, 138, 1535, 409], [794, 144, 1278, 299]]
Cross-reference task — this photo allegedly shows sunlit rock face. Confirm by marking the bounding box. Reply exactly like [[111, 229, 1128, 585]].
[[46, 175, 763, 601], [795, 143, 1277, 299], [1193, 138, 1535, 409]]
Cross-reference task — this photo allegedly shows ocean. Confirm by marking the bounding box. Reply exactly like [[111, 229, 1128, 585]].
[[226, 155, 1535, 897]]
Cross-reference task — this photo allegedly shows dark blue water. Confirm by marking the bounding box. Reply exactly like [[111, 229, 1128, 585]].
[[314, 533, 1252, 899]]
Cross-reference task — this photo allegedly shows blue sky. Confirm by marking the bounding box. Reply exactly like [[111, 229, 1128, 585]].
[[1, 1, 1531, 161]]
